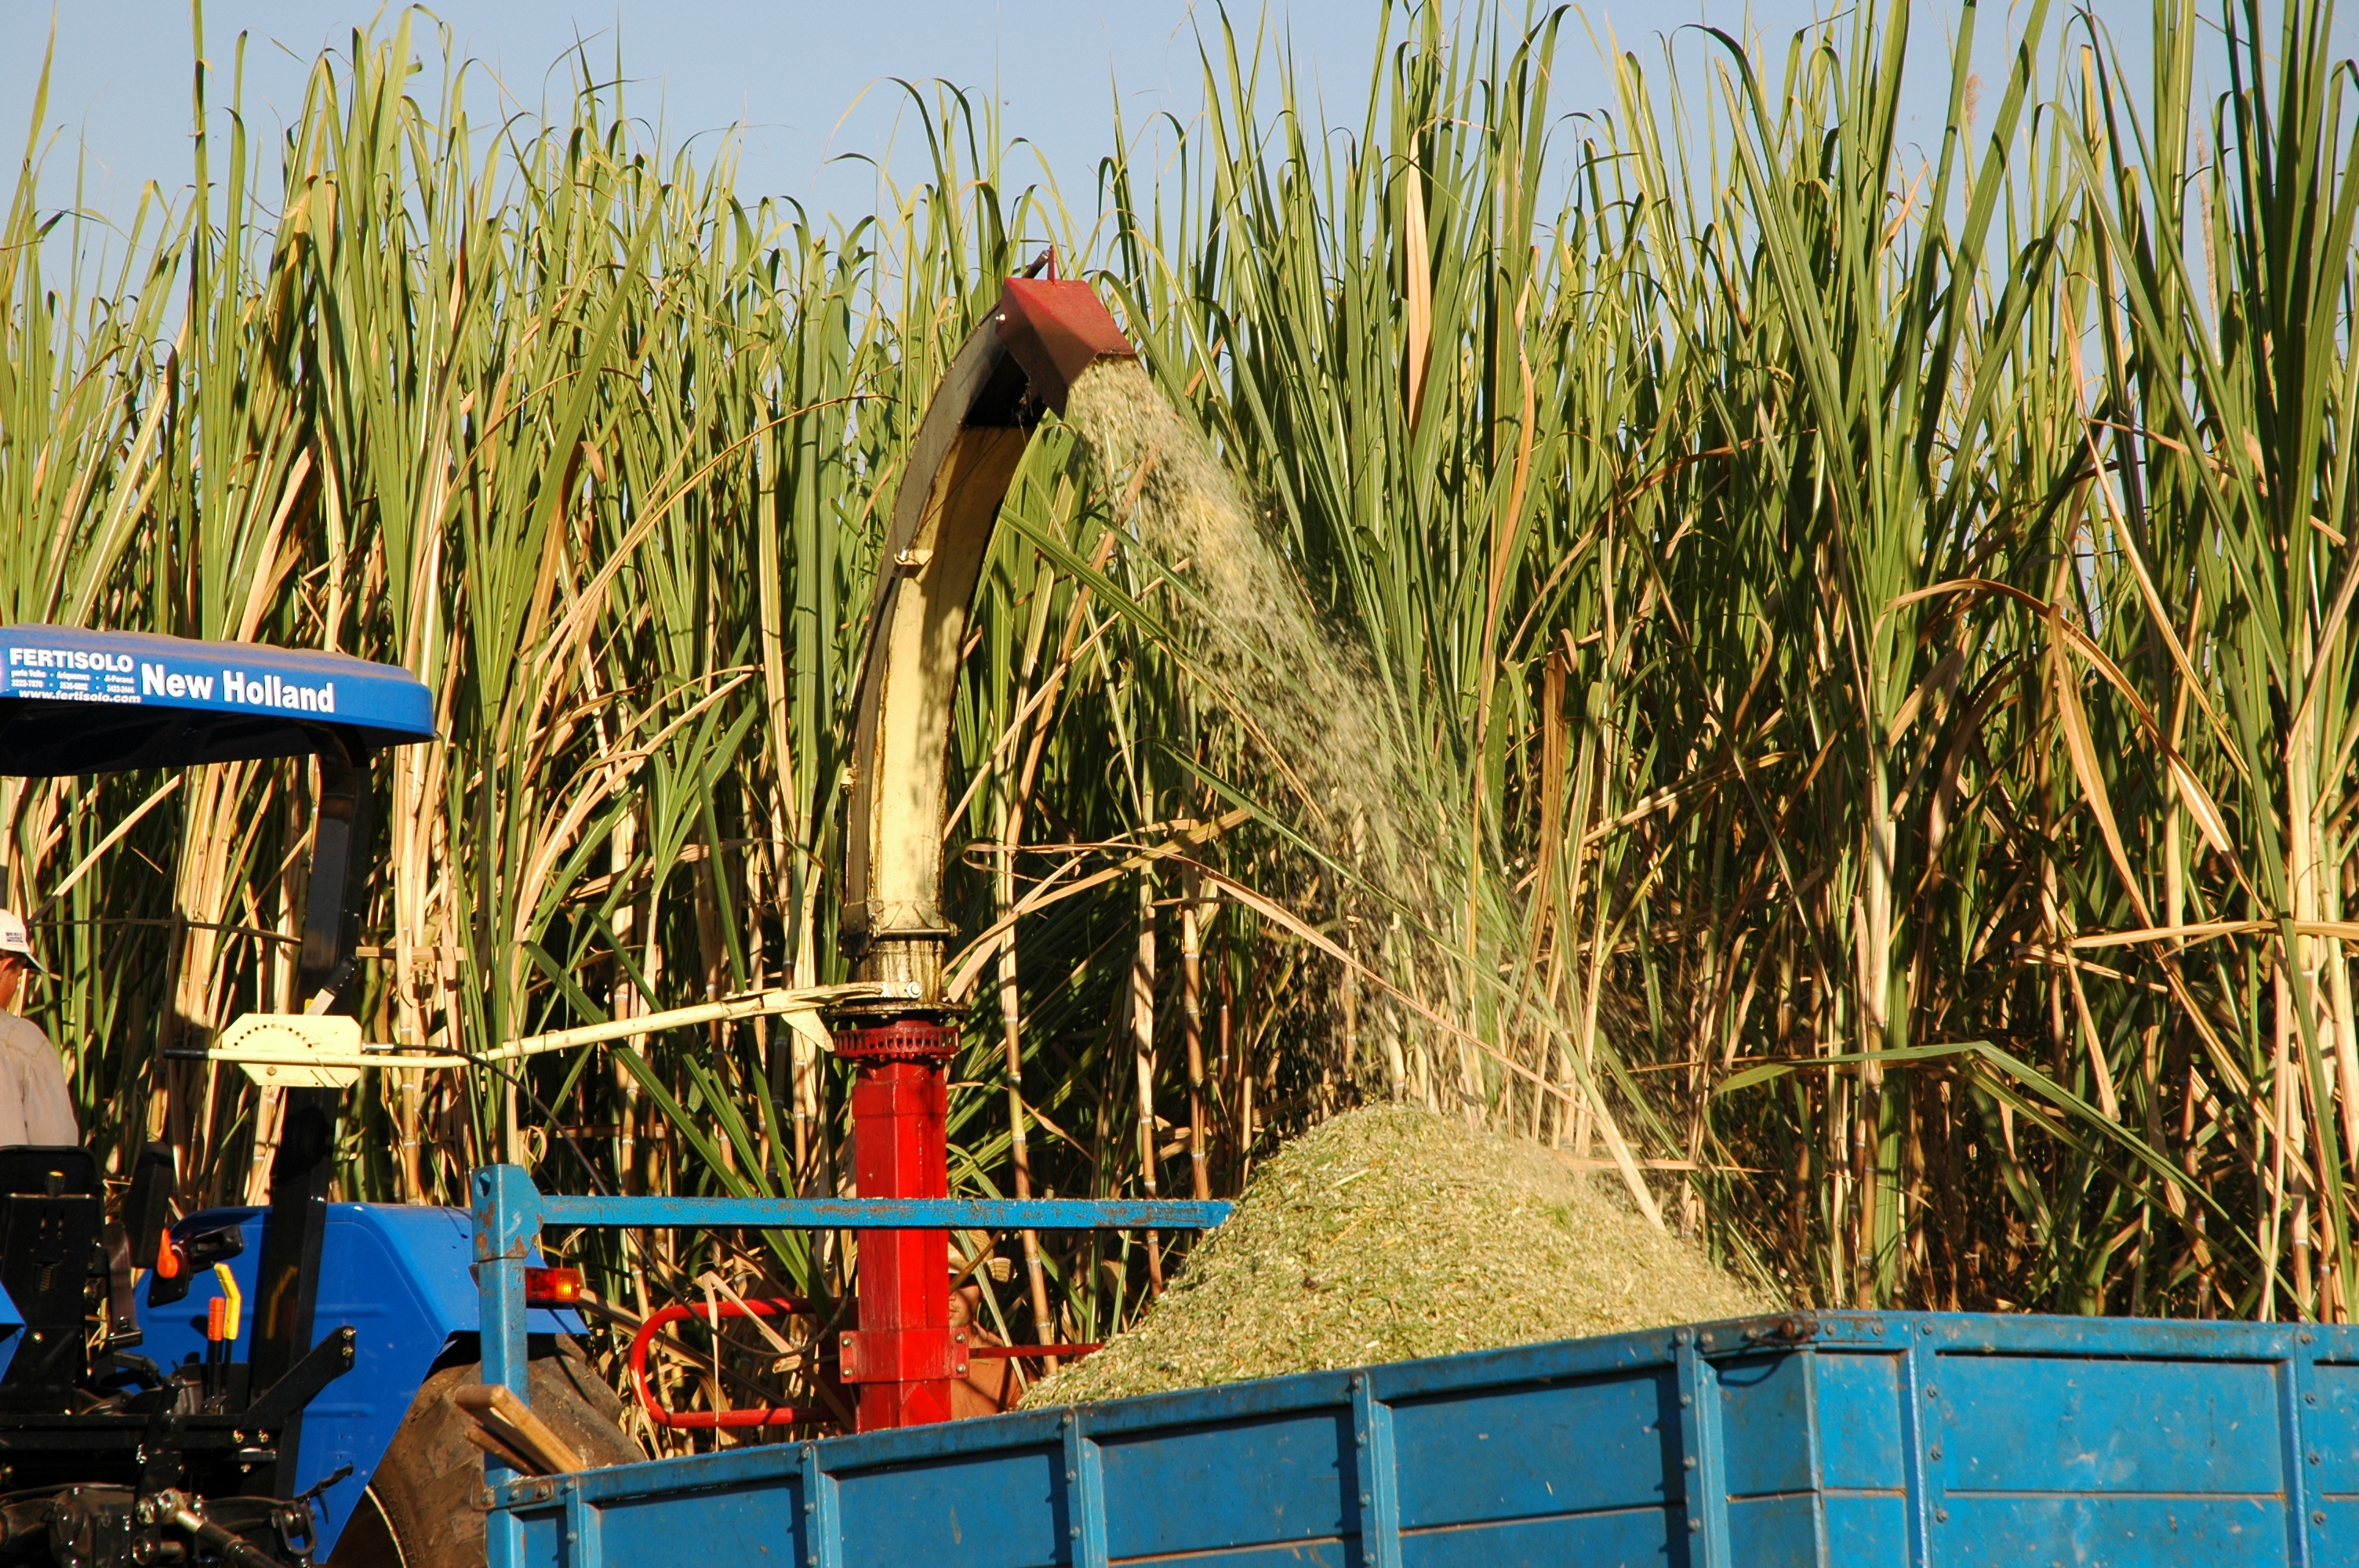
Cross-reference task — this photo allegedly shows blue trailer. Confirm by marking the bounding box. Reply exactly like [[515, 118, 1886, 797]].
[[467, 1167, 2359, 1568]]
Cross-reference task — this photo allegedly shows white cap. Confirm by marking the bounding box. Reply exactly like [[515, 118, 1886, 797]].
[[0, 910, 44, 976]]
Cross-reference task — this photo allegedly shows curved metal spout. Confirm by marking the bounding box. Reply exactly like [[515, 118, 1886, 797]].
[[836, 275, 1135, 1022]]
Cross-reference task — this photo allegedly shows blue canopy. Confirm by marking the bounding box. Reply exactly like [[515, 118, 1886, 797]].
[[0, 626, 436, 776]]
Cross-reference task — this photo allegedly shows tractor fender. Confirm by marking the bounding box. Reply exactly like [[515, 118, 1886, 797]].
[[138, 1203, 584, 1560]]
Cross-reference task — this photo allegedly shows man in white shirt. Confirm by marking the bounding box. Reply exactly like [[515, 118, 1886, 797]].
[[0, 909, 79, 1147]]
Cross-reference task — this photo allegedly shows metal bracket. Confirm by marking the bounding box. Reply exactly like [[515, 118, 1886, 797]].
[[839, 1327, 961, 1384], [245, 1324, 357, 1426]]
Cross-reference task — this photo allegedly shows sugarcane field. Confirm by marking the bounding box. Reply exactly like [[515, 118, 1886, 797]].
[[3, 2, 2359, 1566]]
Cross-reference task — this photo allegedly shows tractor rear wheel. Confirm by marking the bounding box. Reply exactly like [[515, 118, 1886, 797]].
[[327, 1343, 642, 1568]]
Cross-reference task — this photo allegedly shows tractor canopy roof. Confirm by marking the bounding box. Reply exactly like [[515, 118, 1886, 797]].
[[0, 625, 435, 777]]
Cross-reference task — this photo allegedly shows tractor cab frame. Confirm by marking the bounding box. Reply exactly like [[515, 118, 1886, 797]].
[[0, 625, 437, 1566]]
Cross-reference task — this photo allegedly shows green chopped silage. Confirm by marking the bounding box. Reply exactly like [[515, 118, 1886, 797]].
[[1026, 1105, 1777, 1404]]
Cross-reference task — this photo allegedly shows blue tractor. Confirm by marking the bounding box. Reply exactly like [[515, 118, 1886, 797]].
[[0, 625, 638, 1568]]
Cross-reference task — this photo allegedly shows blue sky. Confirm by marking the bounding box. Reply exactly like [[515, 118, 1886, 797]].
[[0, 1, 2149, 241]]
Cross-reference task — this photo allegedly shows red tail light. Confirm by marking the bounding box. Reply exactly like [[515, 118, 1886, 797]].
[[524, 1266, 584, 1306]]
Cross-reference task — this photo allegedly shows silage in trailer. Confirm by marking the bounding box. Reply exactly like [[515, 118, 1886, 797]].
[[1027, 1105, 1774, 1403]]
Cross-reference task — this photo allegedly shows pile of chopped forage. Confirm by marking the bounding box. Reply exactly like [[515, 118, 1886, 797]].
[[1026, 1105, 1778, 1404]]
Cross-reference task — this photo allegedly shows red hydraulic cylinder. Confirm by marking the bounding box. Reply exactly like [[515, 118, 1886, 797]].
[[836, 1022, 962, 1430]]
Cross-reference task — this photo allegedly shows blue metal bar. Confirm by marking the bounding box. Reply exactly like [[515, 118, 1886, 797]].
[[561, 1477, 601, 1568], [1061, 1409, 1108, 1568], [1899, 1319, 1934, 1568], [2287, 1330, 2320, 1568], [472, 1165, 542, 1398], [1349, 1372, 1401, 1568], [535, 1192, 1231, 1231], [1673, 1330, 1732, 1568], [473, 1165, 542, 1568], [798, 1442, 840, 1568]]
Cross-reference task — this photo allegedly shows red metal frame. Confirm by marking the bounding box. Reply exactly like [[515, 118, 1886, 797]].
[[836, 1022, 964, 1431], [622, 1000, 1109, 1436], [823, 270, 1140, 1433], [627, 1296, 813, 1430]]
